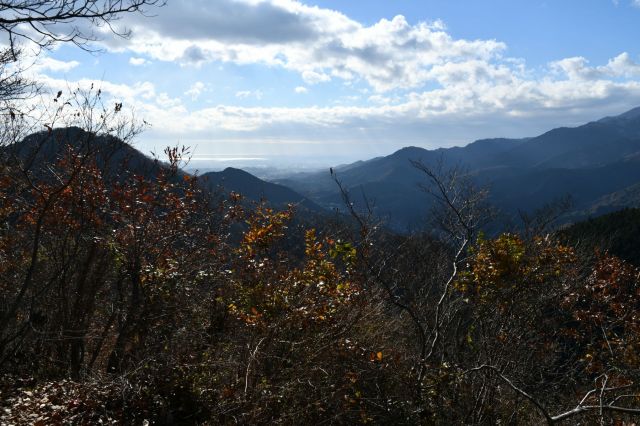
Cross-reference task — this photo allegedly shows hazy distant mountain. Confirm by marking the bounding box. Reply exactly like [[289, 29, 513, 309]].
[[200, 167, 323, 212], [3, 127, 323, 214], [14, 107, 640, 234], [570, 182, 640, 217], [277, 106, 640, 231]]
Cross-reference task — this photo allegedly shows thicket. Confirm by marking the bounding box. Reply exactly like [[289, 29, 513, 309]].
[[2, 114, 640, 424]]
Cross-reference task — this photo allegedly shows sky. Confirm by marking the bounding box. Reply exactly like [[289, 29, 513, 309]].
[[21, 0, 640, 169]]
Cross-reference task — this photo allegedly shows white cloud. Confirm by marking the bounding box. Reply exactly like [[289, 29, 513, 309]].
[[235, 89, 263, 100], [294, 86, 308, 94], [368, 94, 399, 105], [185, 81, 206, 100], [36, 75, 158, 105], [32, 47, 640, 145], [180, 45, 209, 66], [104, 0, 505, 92], [632, 0, 640, 7], [27, 57, 640, 160], [428, 19, 447, 31], [129, 57, 150, 66], [33, 57, 80, 73], [302, 70, 331, 85], [156, 92, 182, 108], [551, 53, 640, 80]]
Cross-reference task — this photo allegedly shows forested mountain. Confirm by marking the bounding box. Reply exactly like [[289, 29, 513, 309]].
[[278, 107, 640, 230], [200, 167, 323, 212], [27, 109, 640, 236], [559, 207, 640, 266], [2, 127, 165, 180]]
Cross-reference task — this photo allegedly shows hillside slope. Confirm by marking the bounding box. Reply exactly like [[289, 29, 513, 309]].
[[200, 167, 323, 212], [278, 107, 640, 230]]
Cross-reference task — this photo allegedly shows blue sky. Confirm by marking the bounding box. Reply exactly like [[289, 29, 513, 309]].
[[27, 0, 640, 168]]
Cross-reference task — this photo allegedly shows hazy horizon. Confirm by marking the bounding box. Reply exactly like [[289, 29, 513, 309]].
[[182, 153, 362, 176]]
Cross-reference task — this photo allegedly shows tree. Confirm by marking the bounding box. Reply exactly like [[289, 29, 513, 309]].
[[331, 158, 490, 418], [0, 88, 148, 367], [0, 0, 165, 51], [0, 0, 165, 105], [457, 236, 640, 424], [0, 0, 168, 356]]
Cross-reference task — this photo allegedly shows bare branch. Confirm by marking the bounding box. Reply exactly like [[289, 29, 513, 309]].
[[0, 0, 166, 52], [465, 365, 554, 424]]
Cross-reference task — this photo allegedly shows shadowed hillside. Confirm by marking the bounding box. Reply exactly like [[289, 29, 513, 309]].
[[277, 106, 640, 231]]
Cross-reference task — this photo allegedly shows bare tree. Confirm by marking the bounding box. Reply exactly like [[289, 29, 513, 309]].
[[0, 0, 165, 105], [0, 0, 165, 53], [465, 367, 640, 424], [0, 86, 146, 362], [332, 158, 491, 407]]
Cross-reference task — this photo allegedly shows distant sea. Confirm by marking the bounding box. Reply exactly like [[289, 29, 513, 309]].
[[184, 155, 343, 180]]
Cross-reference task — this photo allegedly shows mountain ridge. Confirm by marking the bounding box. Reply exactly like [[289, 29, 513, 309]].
[[276, 106, 640, 230], [12, 105, 640, 233]]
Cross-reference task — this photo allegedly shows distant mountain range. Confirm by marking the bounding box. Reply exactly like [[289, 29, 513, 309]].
[[9, 106, 640, 233], [275, 106, 640, 230]]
